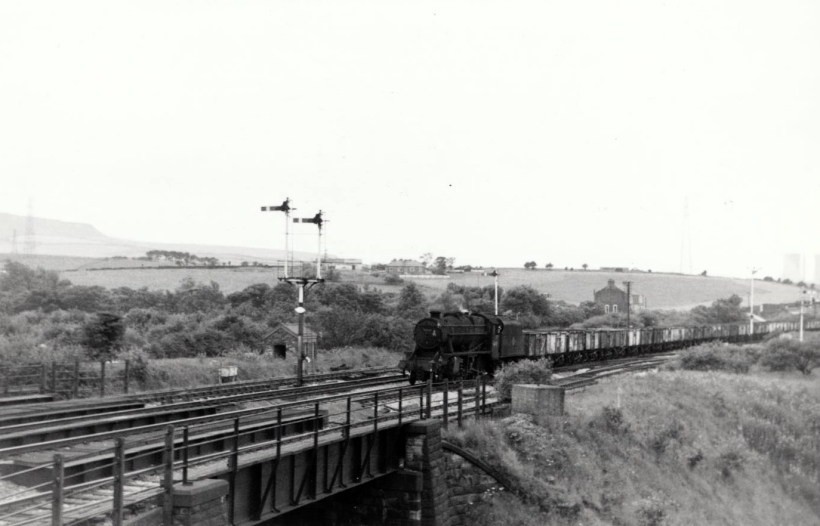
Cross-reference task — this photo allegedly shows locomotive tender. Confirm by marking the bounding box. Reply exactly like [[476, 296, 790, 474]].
[[399, 310, 820, 383]]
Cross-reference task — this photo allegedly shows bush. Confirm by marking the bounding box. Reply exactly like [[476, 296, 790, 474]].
[[760, 336, 820, 375], [677, 342, 753, 373], [593, 406, 629, 434], [384, 273, 403, 285], [494, 358, 552, 402]]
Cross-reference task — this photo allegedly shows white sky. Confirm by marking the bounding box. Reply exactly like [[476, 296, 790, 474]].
[[1, 1, 819, 279]]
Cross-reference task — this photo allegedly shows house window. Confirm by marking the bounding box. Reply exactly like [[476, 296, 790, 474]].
[[604, 305, 610, 313], [612, 305, 618, 313]]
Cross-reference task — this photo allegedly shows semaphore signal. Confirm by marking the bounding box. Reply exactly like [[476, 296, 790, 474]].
[[260, 198, 293, 278], [292, 211, 324, 279], [261, 201, 326, 387]]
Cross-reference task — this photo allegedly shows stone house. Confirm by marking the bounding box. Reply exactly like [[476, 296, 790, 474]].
[[386, 259, 425, 275], [594, 279, 646, 314]]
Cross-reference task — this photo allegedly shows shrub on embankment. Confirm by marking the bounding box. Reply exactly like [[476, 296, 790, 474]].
[[493, 358, 552, 402], [444, 370, 820, 526], [668, 332, 820, 376]]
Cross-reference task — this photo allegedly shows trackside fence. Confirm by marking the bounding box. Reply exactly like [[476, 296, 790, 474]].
[[0, 360, 133, 399], [0, 377, 492, 526]]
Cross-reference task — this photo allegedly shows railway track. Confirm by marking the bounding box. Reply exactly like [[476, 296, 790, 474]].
[[0, 373, 407, 456], [551, 353, 675, 390], [0, 366, 399, 425]]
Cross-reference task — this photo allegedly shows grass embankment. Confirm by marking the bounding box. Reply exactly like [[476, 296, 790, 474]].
[[445, 370, 820, 526], [127, 346, 402, 392]]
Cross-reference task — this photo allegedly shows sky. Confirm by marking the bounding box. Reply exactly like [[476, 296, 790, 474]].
[[1, 1, 819, 280]]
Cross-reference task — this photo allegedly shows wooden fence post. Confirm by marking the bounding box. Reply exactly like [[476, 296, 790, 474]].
[[100, 361, 106, 398], [474, 379, 480, 419], [443, 380, 449, 429], [124, 360, 130, 394], [73, 359, 80, 399], [426, 378, 433, 419], [457, 381, 463, 428]]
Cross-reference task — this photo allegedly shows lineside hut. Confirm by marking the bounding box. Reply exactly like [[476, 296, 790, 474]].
[[263, 323, 319, 361]]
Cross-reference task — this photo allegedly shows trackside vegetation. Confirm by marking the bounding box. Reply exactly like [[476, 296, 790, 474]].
[[444, 369, 820, 526], [493, 358, 553, 402], [668, 333, 820, 376]]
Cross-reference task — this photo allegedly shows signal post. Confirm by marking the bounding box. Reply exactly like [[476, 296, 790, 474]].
[[263, 201, 326, 386]]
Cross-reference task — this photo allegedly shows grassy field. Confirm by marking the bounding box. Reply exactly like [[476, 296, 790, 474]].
[[404, 268, 805, 309], [2, 253, 806, 308], [57, 267, 808, 308], [445, 369, 820, 526]]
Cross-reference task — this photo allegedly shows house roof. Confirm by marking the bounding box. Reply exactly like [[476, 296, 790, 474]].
[[387, 259, 423, 267], [264, 323, 318, 341]]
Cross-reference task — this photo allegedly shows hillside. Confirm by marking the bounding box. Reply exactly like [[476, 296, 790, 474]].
[[0, 256, 805, 309], [445, 369, 820, 526], [403, 268, 805, 310], [0, 212, 315, 263], [0, 213, 806, 309]]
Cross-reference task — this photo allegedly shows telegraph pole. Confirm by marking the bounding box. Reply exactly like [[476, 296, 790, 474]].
[[623, 281, 633, 329], [749, 268, 757, 337], [490, 270, 500, 315], [800, 288, 806, 342]]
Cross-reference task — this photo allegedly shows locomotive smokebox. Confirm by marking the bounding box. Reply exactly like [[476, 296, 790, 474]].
[[414, 318, 441, 350]]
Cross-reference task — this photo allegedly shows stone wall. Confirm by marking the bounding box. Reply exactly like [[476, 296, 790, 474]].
[[319, 420, 509, 526], [443, 450, 505, 526], [171, 479, 228, 526]]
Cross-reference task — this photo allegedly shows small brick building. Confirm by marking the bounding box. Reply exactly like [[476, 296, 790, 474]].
[[263, 323, 318, 359], [594, 279, 646, 314]]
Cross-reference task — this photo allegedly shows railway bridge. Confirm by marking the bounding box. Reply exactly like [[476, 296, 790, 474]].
[[0, 379, 504, 526]]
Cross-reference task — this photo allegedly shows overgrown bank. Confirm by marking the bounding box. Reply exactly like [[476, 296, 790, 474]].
[[445, 370, 820, 526]]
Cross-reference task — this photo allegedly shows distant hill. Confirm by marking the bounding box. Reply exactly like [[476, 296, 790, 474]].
[[0, 212, 316, 264], [402, 268, 806, 310]]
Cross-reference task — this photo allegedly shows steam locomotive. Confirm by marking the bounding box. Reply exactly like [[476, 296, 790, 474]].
[[399, 310, 820, 383]]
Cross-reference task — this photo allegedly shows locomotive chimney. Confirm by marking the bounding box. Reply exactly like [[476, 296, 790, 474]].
[[429, 310, 442, 319]]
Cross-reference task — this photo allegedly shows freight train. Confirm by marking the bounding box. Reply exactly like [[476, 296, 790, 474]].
[[398, 310, 820, 384]]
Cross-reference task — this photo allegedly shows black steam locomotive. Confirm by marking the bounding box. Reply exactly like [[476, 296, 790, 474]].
[[399, 310, 525, 384]]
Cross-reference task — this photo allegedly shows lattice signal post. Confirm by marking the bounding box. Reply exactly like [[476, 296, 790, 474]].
[[261, 201, 326, 386]]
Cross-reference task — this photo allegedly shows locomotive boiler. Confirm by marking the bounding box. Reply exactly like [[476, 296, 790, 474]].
[[399, 310, 525, 384]]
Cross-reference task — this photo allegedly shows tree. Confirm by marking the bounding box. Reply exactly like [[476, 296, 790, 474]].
[[396, 282, 428, 319], [582, 263, 588, 271], [701, 270, 708, 276], [545, 263, 553, 270], [501, 285, 550, 317], [420, 253, 433, 267], [433, 257, 448, 275], [524, 261, 537, 270], [691, 295, 745, 324], [82, 313, 125, 362]]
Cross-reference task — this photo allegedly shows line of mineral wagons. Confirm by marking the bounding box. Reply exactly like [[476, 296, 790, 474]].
[[400, 310, 820, 382]]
